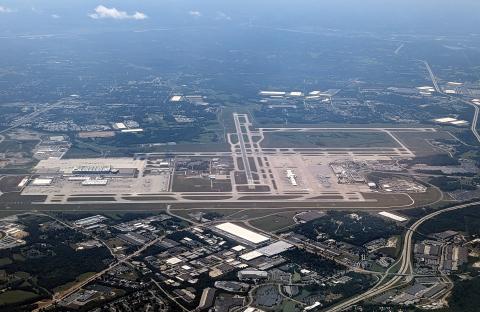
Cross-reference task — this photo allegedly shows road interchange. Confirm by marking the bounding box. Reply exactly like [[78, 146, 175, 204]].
[[325, 200, 480, 312]]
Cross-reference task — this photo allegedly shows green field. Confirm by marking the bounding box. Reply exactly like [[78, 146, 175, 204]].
[[0, 140, 39, 155], [394, 130, 454, 157], [249, 210, 299, 232], [172, 175, 232, 192], [0, 290, 39, 306], [53, 271, 97, 293], [261, 131, 398, 148], [0, 257, 12, 267]]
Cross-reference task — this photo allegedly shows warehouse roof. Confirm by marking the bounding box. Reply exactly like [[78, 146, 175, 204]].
[[215, 222, 269, 244]]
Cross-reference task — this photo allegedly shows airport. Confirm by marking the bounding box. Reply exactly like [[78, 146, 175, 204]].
[[15, 113, 439, 211]]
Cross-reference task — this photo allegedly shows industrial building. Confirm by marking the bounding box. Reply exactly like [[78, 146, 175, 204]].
[[289, 91, 303, 96], [240, 250, 263, 261], [239, 241, 293, 261], [73, 215, 108, 227], [114, 122, 127, 129], [378, 211, 407, 222], [72, 165, 113, 175], [170, 95, 183, 102], [237, 269, 268, 281], [214, 222, 270, 246], [121, 128, 144, 133], [259, 91, 286, 96], [256, 241, 294, 257], [197, 288, 216, 311], [434, 117, 468, 126], [81, 178, 108, 186], [31, 177, 53, 186]]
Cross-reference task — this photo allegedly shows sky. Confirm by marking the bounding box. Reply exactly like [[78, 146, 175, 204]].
[[0, 0, 480, 36]]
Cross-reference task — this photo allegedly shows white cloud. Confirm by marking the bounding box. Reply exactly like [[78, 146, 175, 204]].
[[188, 10, 201, 17], [131, 11, 147, 20], [0, 6, 13, 13], [51, 14, 60, 19], [89, 5, 147, 20], [216, 11, 231, 21]]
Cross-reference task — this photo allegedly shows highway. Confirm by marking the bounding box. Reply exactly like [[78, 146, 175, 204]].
[[470, 102, 480, 143], [34, 199, 477, 312], [151, 278, 190, 312], [422, 60, 442, 93], [394, 43, 404, 55], [463, 99, 480, 144], [421, 60, 480, 145], [325, 200, 480, 312], [0, 100, 65, 135], [233, 113, 255, 185], [38, 206, 250, 312], [34, 232, 168, 311]]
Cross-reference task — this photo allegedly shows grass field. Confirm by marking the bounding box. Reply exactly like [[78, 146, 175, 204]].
[[0, 257, 12, 267], [53, 271, 97, 293], [394, 130, 454, 156], [248, 210, 299, 232], [262, 131, 398, 148], [0, 290, 39, 306], [0, 175, 28, 193], [146, 142, 230, 153], [173, 175, 232, 192], [0, 139, 39, 155], [280, 300, 298, 312], [408, 186, 443, 207]]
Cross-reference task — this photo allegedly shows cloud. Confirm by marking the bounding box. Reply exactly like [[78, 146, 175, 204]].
[[51, 14, 60, 19], [131, 11, 147, 20], [0, 6, 13, 13], [89, 5, 147, 20], [216, 11, 231, 21], [188, 10, 202, 17]]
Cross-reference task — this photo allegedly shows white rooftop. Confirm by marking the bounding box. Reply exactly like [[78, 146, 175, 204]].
[[240, 250, 263, 261], [121, 128, 144, 133], [215, 222, 269, 244], [115, 122, 126, 129], [31, 178, 53, 186], [256, 241, 294, 256], [232, 245, 246, 252], [259, 91, 286, 96], [417, 86, 435, 90], [434, 117, 457, 123], [166, 257, 182, 265], [378, 211, 407, 222], [289, 91, 303, 96]]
